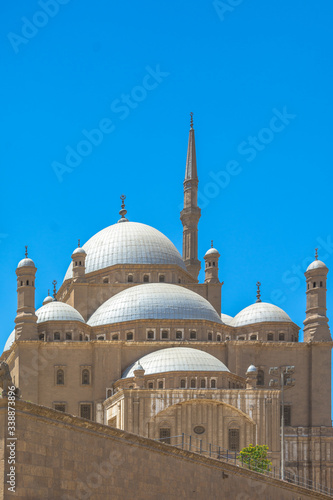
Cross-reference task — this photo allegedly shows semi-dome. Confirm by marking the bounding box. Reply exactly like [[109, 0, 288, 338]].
[[87, 283, 222, 326], [221, 313, 233, 326], [36, 301, 85, 324], [122, 347, 230, 378], [3, 330, 15, 353], [17, 258, 35, 268], [64, 222, 186, 281], [232, 302, 292, 327], [306, 260, 327, 272]]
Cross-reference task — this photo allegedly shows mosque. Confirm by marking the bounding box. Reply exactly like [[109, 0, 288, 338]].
[[1, 115, 333, 491]]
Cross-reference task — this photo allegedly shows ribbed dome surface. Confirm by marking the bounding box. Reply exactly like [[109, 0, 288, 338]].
[[221, 313, 233, 326], [3, 330, 15, 352], [64, 222, 186, 280], [36, 301, 85, 323], [87, 284, 222, 326], [122, 347, 230, 378], [232, 302, 292, 327]]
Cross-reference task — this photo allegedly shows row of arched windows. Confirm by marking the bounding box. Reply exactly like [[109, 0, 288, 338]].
[[56, 368, 90, 386]]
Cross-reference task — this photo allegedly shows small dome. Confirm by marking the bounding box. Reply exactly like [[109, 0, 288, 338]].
[[17, 258, 35, 268], [306, 260, 327, 272], [134, 361, 144, 372], [205, 247, 219, 256], [232, 302, 292, 327], [122, 347, 230, 378], [3, 330, 15, 353], [87, 284, 222, 326], [35, 301, 85, 324], [221, 313, 233, 326], [43, 295, 55, 306], [72, 247, 87, 256], [246, 364, 257, 374]]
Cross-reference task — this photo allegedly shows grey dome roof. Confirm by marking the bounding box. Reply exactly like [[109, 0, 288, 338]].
[[232, 302, 292, 327], [122, 347, 230, 378], [246, 364, 257, 374], [3, 330, 15, 352], [205, 247, 219, 256], [87, 284, 222, 326], [43, 295, 55, 305], [36, 301, 85, 324], [17, 258, 35, 268], [306, 259, 327, 272], [72, 247, 87, 256], [64, 222, 186, 281], [221, 313, 233, 326]]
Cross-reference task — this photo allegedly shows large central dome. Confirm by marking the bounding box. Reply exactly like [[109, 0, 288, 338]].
[[64, 222, 186, 281]]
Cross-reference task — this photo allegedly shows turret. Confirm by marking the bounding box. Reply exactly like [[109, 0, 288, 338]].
[[180, 113, 201, 280], [71, 240, 86, 279], [14, 246, 38, 340], [303, 249, 331, 342], [204, 242, 220, 283]]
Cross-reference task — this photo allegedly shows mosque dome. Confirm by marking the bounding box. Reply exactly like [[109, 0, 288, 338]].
[[3, 330, 15, 352], [205, 247, 219, 256], [122, 347, 230, 378], [306, 260, 327, 272], [232, 302, 292, 327], [72, 246, 87, 256], [246, 364, 257, 374], [87, 283, 222, 326], [42, 295, 55, 306], [221, 313, 233, 326], [35, 301, 85, 324], [17, 258, 35, 268], [64, 222, 186, 281]]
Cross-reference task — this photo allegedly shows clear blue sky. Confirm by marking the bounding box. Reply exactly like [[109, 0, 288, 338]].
[[1, 1, 332, 377]]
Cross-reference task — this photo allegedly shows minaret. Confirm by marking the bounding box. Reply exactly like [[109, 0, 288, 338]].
[[14, 246, 38, 340], [303, 249, 331, 342], [204, 241, 220, 283], [71, 239, 86, 278], [180, 113, 201, 280]]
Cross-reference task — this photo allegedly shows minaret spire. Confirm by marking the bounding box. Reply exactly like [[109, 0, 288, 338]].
[[180, 113, 201, 280]]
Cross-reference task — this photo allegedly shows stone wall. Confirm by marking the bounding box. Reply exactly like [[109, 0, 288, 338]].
[[0, 399, 331, 500]]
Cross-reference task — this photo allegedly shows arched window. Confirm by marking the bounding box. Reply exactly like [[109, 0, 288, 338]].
[[75, 262, 77, 266], [161, 330, 168, 339], [143, 275, 149, 283], [211, 379, 216, 388], [190, 331, 196, 340], [217, 334, 221, 342], [112, 334, 119, 341], [250, 335, 257, 341], [320, 281, 323, 287], [106, 389, 112, 398], [180, 379, 186, 388], [176, 330, 182, 340], [238, 336, 245, 341], [54, 332, 60, 341], [56, 369, 64, 385], [159, 275, 165, 283], [190, 379, 196, 388], [158, 380, 164, 389], [148, 382, 154, 389], [267, 333, 274, 341], [97, 335, 105, 340], [20, 281, 23, 286], [228, 428, 240, 451], [39, 334, 45, 341], [159, 427, 171, 444], [26, 280, 29, 286], [126, 332, 133, 341], [213, 262, 215, 267], [147, 330, 154, 340], [208, 332, 212, 341], [279, 333, 285, 341], [79, 334, 83, 341], [85, 335, 89, 341], [82, 369, 90, 385], [103, 277, 109, 284], [66, 332, 72, 340], [257, 369, 264, 386], [313, 282, 316, 288], [128, 275, 133, 283], [79, 261, 81, 266], [200, 379, 206, 388]]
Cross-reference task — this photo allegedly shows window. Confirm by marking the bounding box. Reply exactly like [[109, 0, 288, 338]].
[[66, 332, 72, 340], [97, 335, 105, 340], [106, 389, 112, 398], [158, 381, 164, 389], [213, 262, 215, 267], [148, 382, 154, 389], [281, 405, 291, 426], [79, 334, 83, 341], [26, 280, 29, 286], [238, 336, 245, 341], [228, 429, 240, 451], [208, 332, 212, 341], [279, 333, 285, 341], [250, 335, 257, 341], [190, 379, 196, 388], [80, 404, 92, 420], [39, 334, 45, 341], [85, 335, 89, 341], [147, 330, 154, 340], [178, 278, 181, 283], [176, 330, 183, 340], [112, 334, 119, 341], [128, 275, 133, 283], [200, 379, 206, 388], [143, 275, 149, 283], [159, 428, 171, 444], [20, 281, 23, 286], [82, 369, 90, 385], [225, 336, 230, 341], [190, 331, 197, 340], [103, 277, 109, 284], [54, 332, 60, 341], [211, 379, 216, 388], [180, 379, 186, 388], [307, 283, 309, 290], [313, 282, 316, 288], [217, 334, 221, 342], [161, 330, 169, 339], [267, 333, 274, 341], [126, 332, 133, 341], [320, 281, 323, 287], [257, 369, 264, 386], [159, 275, 165, 283], [54, 404, 66, 412], [56, 369, 64, 385]]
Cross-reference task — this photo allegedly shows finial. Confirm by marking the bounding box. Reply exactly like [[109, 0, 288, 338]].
[[118, 194, 129, 223], [315, 248, 318, 260], [47, 289, 50, 296], [52, 280, 57, 299], [211, 240, 213, 248], [78, 239, 80, 248], [256, 281, 261, 303], [190, 112, 193, 129], [25, 246, 28, 258]]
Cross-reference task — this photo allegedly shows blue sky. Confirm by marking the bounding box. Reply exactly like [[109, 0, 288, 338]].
[[1, 1, 332, 371]]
